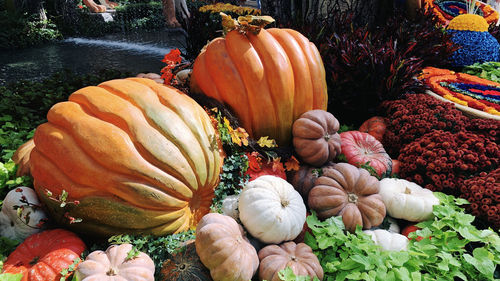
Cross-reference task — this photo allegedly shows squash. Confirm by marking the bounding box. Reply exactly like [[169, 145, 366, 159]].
[[160, 240, 212, 281], [190, 16, 328, 146], [258, 242, 323, 281], [221, 194, 240, 220], [28, 78, 224, 236], [358, 117, 387, 142], [195, 213, 259, 281], [308, 163, 386, 233], [379, 178, 439, 222], [363, 229, 409, 251], [289, 162, 335, 203], [0, 186, 48, 240], [2, 229, 86, 281], [12, 139, 34, 177], [76, 243, 155, 281], [292, 110, 341, 167], [340, 131, 392, 177], [391, 159, 401, 176], [239, 175, 307, 244]]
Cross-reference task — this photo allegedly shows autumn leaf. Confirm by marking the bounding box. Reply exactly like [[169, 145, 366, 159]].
[[285, 156, 300, 171], [162, 48, 182, 65], [257, 136, 277, 148], [272, 158, 285, 173]]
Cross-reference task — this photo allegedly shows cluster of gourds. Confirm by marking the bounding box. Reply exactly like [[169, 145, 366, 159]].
[[0, 14, 443, 281]]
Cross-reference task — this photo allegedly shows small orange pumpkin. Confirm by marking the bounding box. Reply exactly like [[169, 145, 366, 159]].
[[359, 117, 387, 142], [2, 229, 86, 281]]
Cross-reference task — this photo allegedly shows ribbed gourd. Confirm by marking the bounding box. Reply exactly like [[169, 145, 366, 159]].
[[28, 78, 224, 236], [190, 15, 328, 146]]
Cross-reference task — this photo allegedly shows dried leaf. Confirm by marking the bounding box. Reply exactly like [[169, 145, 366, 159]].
[[257, 136, 277, 148]]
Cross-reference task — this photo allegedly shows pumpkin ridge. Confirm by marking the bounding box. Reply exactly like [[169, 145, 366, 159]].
[[97, 83, 207, 190], [158, 85, 222, 188], [247, 29, 294, 143], [283, 29, 327, 109], [191, 51, 223, 100], [30, 147, 105, 199], [45, 101, 195, 199], [99, 80, 209, 185], [69, 88, 199, 192], [225, 31, 275, 138], [32, 123, 191, 207], [203, 38, 253, 137], [267, 29, 313, 121]]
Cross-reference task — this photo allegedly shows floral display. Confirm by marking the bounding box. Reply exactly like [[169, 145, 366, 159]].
[[381, 93, 469, 156], [3, 5, 500, 281], [398, 130, 499, 194], [423, 0, 499, 26], [466, 118, 500, 142], [461, 168, 499, 228], [446, 14, 500, 67], [421, 67, 500, 116]]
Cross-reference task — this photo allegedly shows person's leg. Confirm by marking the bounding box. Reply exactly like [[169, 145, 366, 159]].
[[162, 0, 181, 27]]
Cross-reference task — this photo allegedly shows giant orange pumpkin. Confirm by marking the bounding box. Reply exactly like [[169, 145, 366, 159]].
[[28, 78, 224, 236], [190, 15, 328, 146]]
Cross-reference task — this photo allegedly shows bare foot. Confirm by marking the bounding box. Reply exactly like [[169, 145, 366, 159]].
[[166, 19, 181, 28]]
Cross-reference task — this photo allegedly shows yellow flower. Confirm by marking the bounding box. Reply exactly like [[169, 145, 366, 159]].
[[199, 3, 260, 15], [447, 14, 489, 32]]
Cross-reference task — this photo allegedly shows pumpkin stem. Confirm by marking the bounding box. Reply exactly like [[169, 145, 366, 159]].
[[107, 268, 118, 276], [281, 199, 290, 208], [290, 255, 298, 262], [323, 134, 330, 141], [347, 193, 358, 204], [220, 12, 275, 35], [405, 187, 412, 194]]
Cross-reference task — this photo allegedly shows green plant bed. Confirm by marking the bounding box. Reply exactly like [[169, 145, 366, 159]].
[[0, 11, 62, 50]]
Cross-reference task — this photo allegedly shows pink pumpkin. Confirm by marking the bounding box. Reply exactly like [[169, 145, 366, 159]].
[[340, 131, 392, 177]]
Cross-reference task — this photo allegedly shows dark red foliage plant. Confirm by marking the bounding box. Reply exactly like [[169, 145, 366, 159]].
[[380, 94, 469, 157], [319, 10, 457, 125], [398, 130, 499, 196]]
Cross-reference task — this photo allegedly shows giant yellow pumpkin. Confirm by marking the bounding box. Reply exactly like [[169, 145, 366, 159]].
[[190, 15, 328, 146], [29, 78, 224, 236]]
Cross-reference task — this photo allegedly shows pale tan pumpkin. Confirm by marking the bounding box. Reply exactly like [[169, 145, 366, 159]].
[[195, 213, 259, 281], [308, 163, 386, 233], [258, 242, 323, 281], [292, 110, 341, 167], [76, 243, 155, 281]]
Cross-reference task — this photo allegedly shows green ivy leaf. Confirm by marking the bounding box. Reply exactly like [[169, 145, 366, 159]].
[[0, 273, 22, 281]]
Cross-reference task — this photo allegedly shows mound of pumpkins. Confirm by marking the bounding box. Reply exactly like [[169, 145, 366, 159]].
[[1, 14, 440, 281]]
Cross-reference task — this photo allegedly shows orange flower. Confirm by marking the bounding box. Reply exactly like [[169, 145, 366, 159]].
[[284, 156, 300, 171]]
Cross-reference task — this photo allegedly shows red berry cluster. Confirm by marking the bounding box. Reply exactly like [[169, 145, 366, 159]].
[[462, 169, 500, 229], [381, 94, 469, 157], [398, 130, 499, 194], [466, 118, 500, 143]]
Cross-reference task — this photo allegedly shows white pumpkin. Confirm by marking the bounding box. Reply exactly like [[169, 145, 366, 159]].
[[379, 178, 439, 222], [363, 229, 409, 251], [0, 186, 47, 240], [386, 217, 400, 233], [76, 243, 155, 281], [238, 175, 306, 244], [221, 194, 240, 220]]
